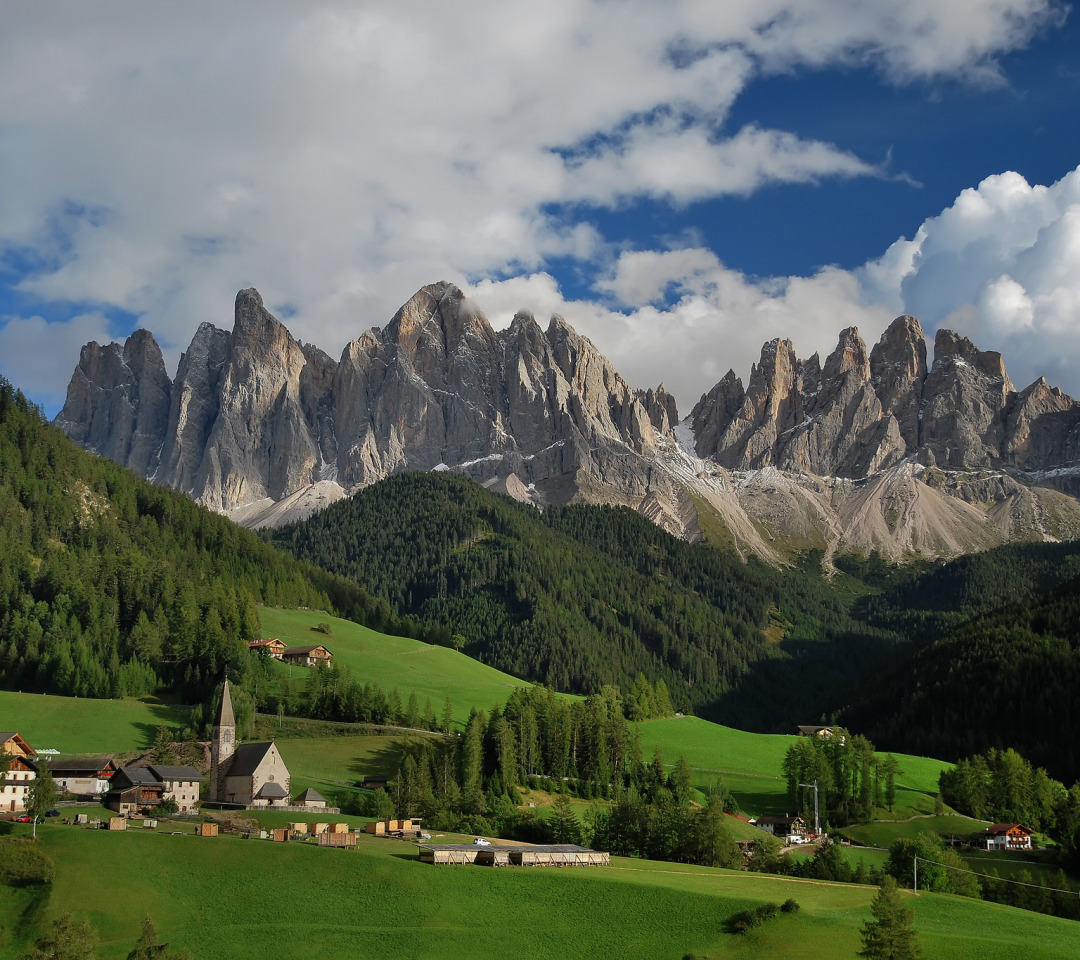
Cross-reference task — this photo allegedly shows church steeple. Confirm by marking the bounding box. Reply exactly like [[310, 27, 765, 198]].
[[209, 678, 237, 802]]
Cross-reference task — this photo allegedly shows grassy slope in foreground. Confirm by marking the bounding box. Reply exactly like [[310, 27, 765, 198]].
[[0, 691, 190, 755], [2, 824, 1077, 960], [260, 606, 529, 722]]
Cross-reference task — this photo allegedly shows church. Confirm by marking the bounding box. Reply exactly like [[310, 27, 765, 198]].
[[209, 679, 292, 807]]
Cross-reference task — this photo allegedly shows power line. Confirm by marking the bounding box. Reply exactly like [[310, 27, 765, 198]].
[[914, 856, 1078, 898]]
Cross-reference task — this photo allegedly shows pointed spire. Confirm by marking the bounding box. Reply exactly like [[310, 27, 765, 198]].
[[217, 677, 235, 729]]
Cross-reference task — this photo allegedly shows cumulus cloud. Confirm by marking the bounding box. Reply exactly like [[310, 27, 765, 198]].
[[0, 0, 1065, 410], [863, 166, 1080, 392]]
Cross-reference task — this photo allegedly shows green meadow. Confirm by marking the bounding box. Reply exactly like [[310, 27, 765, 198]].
[[259, 606, 530, 722], [0, 690, 190, 755], [636, 716, 952, 819], [2, 821, 1078, 960]]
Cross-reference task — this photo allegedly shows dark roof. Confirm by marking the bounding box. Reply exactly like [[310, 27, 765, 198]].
[[224, 742, 277, 778], [48, 758, 115, 774], [281, 645, 331, 656], [295, 788, 326, 803], [256, 781, 289, 799], [112, 766, 162, 789], [421, 844, 596, 853], [986, 823, 1032, 835], [148, 765, 203, 782]]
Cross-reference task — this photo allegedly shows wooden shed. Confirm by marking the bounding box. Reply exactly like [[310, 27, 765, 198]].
[[319, 831, 357, 848], [272, 828, 290, 842], [197, 822, 219, 838], [330, 822, 350, 834], [311, 822, 330, 836], [289, 822, 309, 836], [419, 843, 609, 867]]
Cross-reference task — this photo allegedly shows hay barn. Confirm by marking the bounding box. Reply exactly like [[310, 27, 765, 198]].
[[419, 844, 609, 867]]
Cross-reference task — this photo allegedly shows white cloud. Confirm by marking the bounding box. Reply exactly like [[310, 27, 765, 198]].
[[0, 313, 117, 412], [0, 0, 1063, 409], [865, 165, 1080, 392]]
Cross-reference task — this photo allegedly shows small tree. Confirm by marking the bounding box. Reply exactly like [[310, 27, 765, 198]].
[[126, 915, 191, 960], [859, 876, 921, 960], [26, 763, 57, 839]]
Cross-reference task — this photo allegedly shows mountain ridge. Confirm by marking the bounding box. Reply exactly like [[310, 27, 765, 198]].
[[56, 282, 1080, 562]]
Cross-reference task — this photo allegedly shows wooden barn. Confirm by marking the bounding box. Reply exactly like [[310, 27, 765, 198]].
[[319, 831, 357, 848], [419, 844, 609, 867]]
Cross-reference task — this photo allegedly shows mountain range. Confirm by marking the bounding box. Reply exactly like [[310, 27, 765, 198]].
[[56, 281, 1080, 562]]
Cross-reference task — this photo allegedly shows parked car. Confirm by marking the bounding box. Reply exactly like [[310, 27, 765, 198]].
[[14, 815, 31, 823], [473, 837, 491, 846], [46, 809, 59, 817]]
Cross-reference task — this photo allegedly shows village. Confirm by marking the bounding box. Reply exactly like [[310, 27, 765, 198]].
[[1, 687, 1038, 864]]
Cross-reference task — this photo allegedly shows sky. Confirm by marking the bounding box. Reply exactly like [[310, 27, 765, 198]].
[[2, 1, 1080, 420]]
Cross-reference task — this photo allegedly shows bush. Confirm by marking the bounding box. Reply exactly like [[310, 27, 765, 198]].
[[730, 902, 780, 933], [781, 898, 800, 913], [0, 839, 55, 886]]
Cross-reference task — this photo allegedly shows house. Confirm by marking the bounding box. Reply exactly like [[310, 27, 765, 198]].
[[1, 732, 38, 812], [148, 765, 203, 813], [0, 732, 35, 758], [797, 725, 840, 740], [105, 764, 203, 815], [49, 757, 118, 797], [753, 815, 810, 844], [209, 679, 291, 807], [983, 823, 1033, 851], [280, 644, 333, 668], [293, 787, 327, 809], [248, 638, 286, 659], [106, 767, 166, 816]]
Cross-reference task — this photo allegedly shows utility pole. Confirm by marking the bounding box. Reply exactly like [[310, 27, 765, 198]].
[[798, 779, 820, 836]]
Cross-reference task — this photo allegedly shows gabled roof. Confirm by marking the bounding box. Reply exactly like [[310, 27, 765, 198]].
[[111, 766, 163, 789], [281, 645, 331, 657], [148, 765, 203, 783], [256, 781, 289, 799], [985, 823, 1032, 835], [48, 757, 116, 775], [0, 732, 35, 757], [295, 787, 326, 803], [225, 742, 278, 778]]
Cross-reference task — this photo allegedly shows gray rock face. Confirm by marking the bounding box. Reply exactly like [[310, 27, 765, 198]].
[[55, 329, 172, 478], [55, 284, 1080, 560]]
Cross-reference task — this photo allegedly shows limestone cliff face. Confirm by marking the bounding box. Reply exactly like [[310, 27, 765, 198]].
[[56, 283, 1080, 560], [59, 282, 677, 519], [55, 329, 172, 478]]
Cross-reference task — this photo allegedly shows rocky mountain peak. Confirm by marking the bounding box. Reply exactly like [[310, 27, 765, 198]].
[[821, 327, 870, 382]]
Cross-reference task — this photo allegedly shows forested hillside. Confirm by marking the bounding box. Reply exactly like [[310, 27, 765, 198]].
[[0, 379, 374, 704], [274, 472, 901, 728], [841, 568, 1080, 784]]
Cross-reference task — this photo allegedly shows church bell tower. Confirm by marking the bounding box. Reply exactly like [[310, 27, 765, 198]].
[[209, 678, 236, 802]]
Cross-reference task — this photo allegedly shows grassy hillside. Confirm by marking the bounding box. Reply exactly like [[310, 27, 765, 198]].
[[2, 821, 1078, 960], [0, 690, 190, 755], [259, 606, 529, 723], [636, 716, 952, 819]]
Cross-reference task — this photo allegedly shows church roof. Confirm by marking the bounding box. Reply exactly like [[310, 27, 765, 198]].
[[225, 742, 277, 778], [296, 787, 326, 803], [256, 781, 289, 799], [217, 679, 235, 729]]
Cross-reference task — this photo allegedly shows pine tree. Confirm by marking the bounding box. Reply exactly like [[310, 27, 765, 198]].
[[859, 876, 921, 960], [22, 912, 97, 960]]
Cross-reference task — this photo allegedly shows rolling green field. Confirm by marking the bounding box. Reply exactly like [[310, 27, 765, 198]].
[[260, 607, 530, 722], [839, 815, 991, 849], [636, 716, 953, 819], [0, 691, 190, 755], [2, 820, 1077, 960], [275, 733, 432, 795]]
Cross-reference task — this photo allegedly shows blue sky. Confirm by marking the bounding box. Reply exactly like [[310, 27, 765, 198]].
[[1, 1, 1079, 418]]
